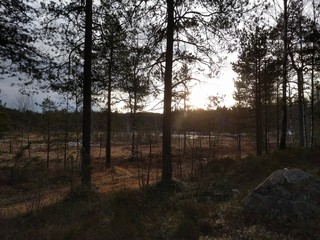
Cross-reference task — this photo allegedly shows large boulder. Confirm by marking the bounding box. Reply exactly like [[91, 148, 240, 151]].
[[242, 168, 320, 220]]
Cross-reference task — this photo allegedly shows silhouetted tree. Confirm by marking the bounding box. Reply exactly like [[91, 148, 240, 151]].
[[0, 0, 46, 78], [159, 0, 252, 183], [280, 0, 289, 150], [82, 0, 92, 186], [94, 2, 128, 167], [233, 27, 272, 155], [40, 97, 57, 172]]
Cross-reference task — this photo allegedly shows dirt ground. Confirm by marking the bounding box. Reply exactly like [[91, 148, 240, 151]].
[[0, 132, 257, 217]]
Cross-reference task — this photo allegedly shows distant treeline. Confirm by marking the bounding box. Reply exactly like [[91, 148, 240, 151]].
[[0, 107, 254, 136], [3, 104, 317, 136]]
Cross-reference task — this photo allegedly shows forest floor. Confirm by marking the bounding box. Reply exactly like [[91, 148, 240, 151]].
[[0, 132, 256, 217], [1, 134, 320, 239]]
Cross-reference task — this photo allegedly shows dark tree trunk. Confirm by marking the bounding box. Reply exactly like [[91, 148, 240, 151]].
[[264, 62, 269, 154], [297, 69, 305, 147], [254, 29, 263, 156], [131, 89, 137, 161], [75, 99, 80, 166], [64, 96, 69, 171], [27, 111, 30, 159], [255, 59, 262, 156], [162, 0, 174, 184], [183, 94, 187, 155], [310, 0, 316, 147], [289, 49, 305, 147], [310, 44, 315, 147], [106, 36, 113, 169], [280, 0, 288, 150], [81, 0, 92, 186], [276, 81, 280, 149], [46, 115, 50, 172]]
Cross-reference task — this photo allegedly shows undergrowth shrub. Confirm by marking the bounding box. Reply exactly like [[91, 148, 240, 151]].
[[175, 217, 200, 240], [66, 185, 97, 202]]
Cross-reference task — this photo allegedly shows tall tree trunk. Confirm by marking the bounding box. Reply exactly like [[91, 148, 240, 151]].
[[254, 29, 262, 156], [310, 44, 315, 147], [162, 0, 174, 184], [255, 67, 262, 156], [310, 48, 315, 147], [64, 95, 69, 170], [276, 80, 280, 149], [131, 87, 137, 161], [106, 36, 113, 169], [46, 115, 50, 172], [310, 0, 316, 147], [81, 0, 92, 186], [289, 46, 305, 147], [27, 111, 31, 159], [20, 114, 23, 149], [76, 98, 80, 167], [280, 0, 288, 150], [264, 62, 269, 154], [297, 69, 305, 147], [298, 6, 306, 147]]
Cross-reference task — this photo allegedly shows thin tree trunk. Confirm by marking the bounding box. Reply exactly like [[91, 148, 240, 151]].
[[9, 137, 12, 154], [237, 132, 241, 159], [131, 88, 138, 161], [254, 34, 262, 156], [20, 114, 23, 149], [64, 96, 69, 170], [106, 35, 114, 169], [297, 70, 305, 147], [76, 99, 80, 168], [310, 0, 316, 147], [147, 133, 152, 186], [310, 48, 315, 147], [46, 115, 50, 173], [276, 80, 280, 149], [183, 94, 187, 155], [27, 111, 31, 159], [264, 62, 269, 154]]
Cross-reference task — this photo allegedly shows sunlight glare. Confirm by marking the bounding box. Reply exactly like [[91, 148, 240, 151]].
[[188, 70, 236, 110]]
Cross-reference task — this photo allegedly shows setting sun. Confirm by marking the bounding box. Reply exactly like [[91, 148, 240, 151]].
[[188, 70, 236, 109]]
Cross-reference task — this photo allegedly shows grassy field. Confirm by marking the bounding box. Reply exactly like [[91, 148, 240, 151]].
[[1, 147, 320, 240]]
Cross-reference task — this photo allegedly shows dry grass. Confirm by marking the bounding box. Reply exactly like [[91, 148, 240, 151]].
[[1, 143, 320, 239], [1, 131, 257, 217]]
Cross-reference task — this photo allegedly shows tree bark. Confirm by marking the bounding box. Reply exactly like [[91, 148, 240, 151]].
[[64, 96, 69, 170], [81, 0, 92, 186], [46, 114, 50, 172], [254, 27, 262, 156], [131, 85, 137, 161], [297, 69, 305, 147], [280, 0, 288, 150], [106, 38, 113, 168], [310, 0, 316, 147], [162, 0, 174, 184], [255, 58, 262, 156]]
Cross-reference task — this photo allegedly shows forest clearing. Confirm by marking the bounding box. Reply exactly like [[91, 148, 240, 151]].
[[0, 131, 257, 217], [1, 132, 320, 239]]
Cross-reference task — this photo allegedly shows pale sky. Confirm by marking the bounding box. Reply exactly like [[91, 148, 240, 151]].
[[0, 64, 238, 112], [0, 74, 64, 111]]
